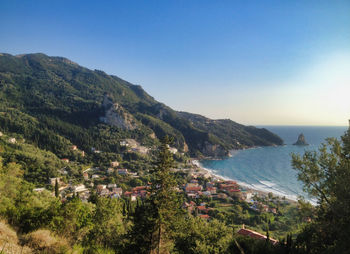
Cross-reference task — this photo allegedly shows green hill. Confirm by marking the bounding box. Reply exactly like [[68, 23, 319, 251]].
[[0, 53, 283, 158]]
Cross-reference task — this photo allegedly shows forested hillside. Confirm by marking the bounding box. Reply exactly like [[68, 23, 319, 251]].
[[0, 53, 283, 159]]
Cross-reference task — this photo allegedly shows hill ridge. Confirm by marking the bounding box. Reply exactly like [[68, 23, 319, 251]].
[[0, 52, 283, 158]]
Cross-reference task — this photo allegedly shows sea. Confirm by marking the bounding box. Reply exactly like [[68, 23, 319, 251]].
[[200, 126, 348, 202]]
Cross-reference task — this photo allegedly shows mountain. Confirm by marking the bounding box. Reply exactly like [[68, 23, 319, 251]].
[[0, 53, 283, 158]]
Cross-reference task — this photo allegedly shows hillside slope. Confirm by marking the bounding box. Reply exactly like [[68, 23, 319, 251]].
[[0, 53, 283, 158]]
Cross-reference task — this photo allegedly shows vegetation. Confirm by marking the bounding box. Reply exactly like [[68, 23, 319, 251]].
[[0, 53, 283, 159], [290, 128, 350, 253], [0, 52, 348, 253]]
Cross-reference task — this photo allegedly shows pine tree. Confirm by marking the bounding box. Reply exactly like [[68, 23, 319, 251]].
[[129, 135, 181, 254], [149, 135, 180, 254], [54, 179, 59, 198]]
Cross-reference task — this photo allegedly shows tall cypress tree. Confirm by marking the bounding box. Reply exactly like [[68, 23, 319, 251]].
[[149, 135, 180, 254], [54, 178, 59, 198], [129, 135, 181, 254]]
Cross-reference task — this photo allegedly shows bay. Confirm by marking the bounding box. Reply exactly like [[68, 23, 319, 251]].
[[200, 126, 348, 201]]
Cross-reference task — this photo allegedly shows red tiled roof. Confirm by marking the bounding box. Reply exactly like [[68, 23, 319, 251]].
[[237, 228, 278, 245], [199, 214, 210, 219], [219, 184, 239, 190], [185, 186, 202, 192], [133, 186, 147, 191], [124, 191, 132, 196]]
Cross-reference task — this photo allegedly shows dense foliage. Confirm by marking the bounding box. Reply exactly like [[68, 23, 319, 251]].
[[291, 128, 350, 253], [0, 135, 300, 254], [0, 53, 283, 159]]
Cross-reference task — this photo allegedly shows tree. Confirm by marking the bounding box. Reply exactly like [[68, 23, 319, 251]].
[[149, 135, 182, 254], [129, 136, 182, 254], [54, 179, 59, 198], [291, 125, 350, 253]]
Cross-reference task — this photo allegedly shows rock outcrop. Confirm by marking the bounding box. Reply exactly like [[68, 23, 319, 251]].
[[100, 95, 138, 130], [200, 142, 229, 157], [293, 133, 309, 146]]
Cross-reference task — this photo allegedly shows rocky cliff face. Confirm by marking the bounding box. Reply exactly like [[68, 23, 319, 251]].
[[200, 141, 229, 157], [100, 95, 138, 130], [293, 133, 309, 146]]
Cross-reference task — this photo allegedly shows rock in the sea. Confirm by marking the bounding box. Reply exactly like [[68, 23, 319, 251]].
[[293, 133, 309, 146]]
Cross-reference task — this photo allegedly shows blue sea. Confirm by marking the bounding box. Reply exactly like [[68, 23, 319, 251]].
[[200, 126, 348, 201]]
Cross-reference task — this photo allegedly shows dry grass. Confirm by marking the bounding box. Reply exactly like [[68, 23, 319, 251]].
[[22, 229, 69, 254], [0, 220, 32, 254]]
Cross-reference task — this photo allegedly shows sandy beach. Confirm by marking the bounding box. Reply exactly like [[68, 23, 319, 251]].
[[192, 159, 298, 204]]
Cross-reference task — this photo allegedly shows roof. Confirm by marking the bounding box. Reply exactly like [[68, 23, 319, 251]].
[[132, 186, 147, 192], [185, 186, 202, 192], [237, 228, 278, 245]]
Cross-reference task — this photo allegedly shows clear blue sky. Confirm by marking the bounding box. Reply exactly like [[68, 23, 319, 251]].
[[1, 0, 349, 125]]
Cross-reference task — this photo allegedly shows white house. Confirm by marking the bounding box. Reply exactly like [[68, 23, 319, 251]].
[[108, 183, 117, 189], [73, 184, 87, 193], [118, 169, 128, 175], [110, 161, 119, 167], [169, 147, 178, 154], [8, 138, 16, 144]]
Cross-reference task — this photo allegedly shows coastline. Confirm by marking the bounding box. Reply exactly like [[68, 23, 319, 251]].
[[192, 159, 298, 204]]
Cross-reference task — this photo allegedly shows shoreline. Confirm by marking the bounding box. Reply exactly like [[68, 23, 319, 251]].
[[192, 159, 298, 204]]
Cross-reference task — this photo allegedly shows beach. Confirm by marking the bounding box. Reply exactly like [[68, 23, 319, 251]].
[[192, 159, 298, 204]]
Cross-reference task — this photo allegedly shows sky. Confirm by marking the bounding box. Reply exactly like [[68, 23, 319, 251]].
[[1, 0, 349, 126]]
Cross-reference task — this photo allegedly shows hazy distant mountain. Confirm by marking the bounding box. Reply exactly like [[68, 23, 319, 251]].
[[0, 53, 283, 157]]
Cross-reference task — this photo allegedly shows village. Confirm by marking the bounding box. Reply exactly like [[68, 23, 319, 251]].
[[34, 134, 283, 222], [1, 132, 284, 244]]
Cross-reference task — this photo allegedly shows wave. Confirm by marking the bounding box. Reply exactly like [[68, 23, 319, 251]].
[[197, 161, 301, 201]]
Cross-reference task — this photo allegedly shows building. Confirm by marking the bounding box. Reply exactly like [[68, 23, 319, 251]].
[[207, 187, 217, 194], [112, 187, 123, 197], [108, 183, 117, 189], [185, 186, 203, 193], [199, 214, 210, 220], [228, 189, 241, 198], [8, 138, 16, 144], [237, 225, 278, 245], [83, 172, 89, 181], [73, 184, 88, 193], [118, 169, 128, 175], [0, 131, 3, 137], [120, 140, 128, 146], [241, 191, 253, 201], [61, 158, 69, 163], [169, 147, 178, 154], [97, 185, 107, 192], [107, 168, 114, 174], [110, 161, 119, 167], [71, 145, 77, 150], [49, 177, 60, 186], [217, 193, 228, 199]]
